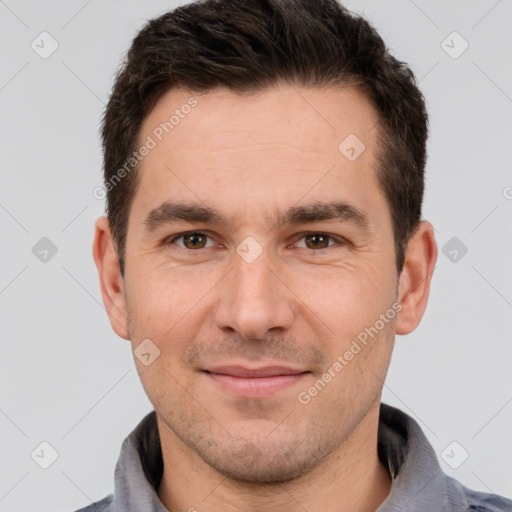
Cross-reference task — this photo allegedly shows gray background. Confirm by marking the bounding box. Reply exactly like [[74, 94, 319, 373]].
[[1, 1, 511, 510]]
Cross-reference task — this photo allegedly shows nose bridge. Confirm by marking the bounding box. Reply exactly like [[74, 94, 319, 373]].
[[214, 243, 294, 339], [233, 248, 274, 300]]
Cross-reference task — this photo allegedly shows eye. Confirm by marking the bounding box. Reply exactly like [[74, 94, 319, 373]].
[[164, 231, 346, 252], [166, 231, 216, 250], [293, 233, 345, 250]]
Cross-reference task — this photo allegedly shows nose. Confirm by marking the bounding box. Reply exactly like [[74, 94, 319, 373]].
[[213, 248, 295, 340]]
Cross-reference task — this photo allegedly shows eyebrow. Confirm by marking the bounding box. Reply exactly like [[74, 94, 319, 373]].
[[143, 200, 370, 233]]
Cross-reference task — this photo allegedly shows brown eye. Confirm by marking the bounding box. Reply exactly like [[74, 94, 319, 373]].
[[168, 231, 213, 250], [296, 233, 345, 250], [300, 233, 336, 250], [182, 232, 207, 249]]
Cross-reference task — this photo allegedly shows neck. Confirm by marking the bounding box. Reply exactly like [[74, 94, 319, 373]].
[[157, 402, 391, 512]]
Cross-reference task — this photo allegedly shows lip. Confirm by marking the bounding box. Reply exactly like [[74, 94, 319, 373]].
[[202, 365, 310, 397], [205, 365, 307, 378]]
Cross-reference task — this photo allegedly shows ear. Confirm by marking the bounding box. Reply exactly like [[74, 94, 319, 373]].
[[92, 216, 130, 340], [395, 221, 438, 335]]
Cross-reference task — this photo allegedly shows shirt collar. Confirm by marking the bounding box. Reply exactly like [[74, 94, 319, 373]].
[[376, 403, 452, 511], [107, 403, 465, 511]]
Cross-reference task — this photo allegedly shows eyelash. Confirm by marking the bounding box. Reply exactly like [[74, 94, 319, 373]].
[[164, 231, 347, 252]]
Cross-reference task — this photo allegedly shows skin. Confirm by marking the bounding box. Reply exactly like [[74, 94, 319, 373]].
[[93, 83, 437, 511]]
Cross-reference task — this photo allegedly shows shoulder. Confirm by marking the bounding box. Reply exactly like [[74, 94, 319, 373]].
[[72, 494, 113, 512], [448, 477, 512, 512], [464, 492, 512, 512]]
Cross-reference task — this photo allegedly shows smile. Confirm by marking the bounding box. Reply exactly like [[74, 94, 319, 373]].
[[202, 365, 310, 398]]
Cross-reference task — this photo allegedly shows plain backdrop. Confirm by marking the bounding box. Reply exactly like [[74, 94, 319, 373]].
[[1, 1, 511, 510]]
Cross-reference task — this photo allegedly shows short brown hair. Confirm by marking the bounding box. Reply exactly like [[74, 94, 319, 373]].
[[101, 0, 428, 276]]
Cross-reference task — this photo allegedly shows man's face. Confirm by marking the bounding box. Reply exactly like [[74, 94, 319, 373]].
[[122, 84, 400, 482]]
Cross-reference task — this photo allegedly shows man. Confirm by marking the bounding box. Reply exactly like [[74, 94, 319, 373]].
[[81, 0, 511, 510]]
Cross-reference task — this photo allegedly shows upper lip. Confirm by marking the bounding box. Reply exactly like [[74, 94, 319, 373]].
[[204, 365, 308, 378]]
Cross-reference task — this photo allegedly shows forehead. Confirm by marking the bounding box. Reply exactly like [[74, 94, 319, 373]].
[[131, 83, 385, 227], [140, 83, 378, 157]]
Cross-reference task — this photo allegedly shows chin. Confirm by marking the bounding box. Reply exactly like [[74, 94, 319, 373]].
[[197, 437, 327, 484]]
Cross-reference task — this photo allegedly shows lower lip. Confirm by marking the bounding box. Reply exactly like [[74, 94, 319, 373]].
[[204, 372, 309, 397]]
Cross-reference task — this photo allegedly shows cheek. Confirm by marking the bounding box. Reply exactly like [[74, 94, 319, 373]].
[[126, 267, 225, 379], [297, 259, 396, 337], [128, 263, 215, 324]]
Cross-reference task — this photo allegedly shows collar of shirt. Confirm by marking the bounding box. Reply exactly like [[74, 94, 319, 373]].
[[80, 403, 511, 512]]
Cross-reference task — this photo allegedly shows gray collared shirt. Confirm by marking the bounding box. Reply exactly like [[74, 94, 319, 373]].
[[74, 403, 512, 511]]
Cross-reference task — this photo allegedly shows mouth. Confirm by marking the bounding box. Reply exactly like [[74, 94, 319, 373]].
[[202, 365, 310, 397]]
